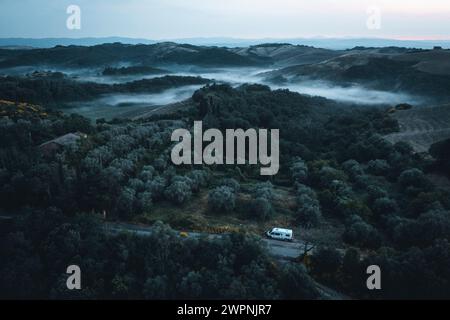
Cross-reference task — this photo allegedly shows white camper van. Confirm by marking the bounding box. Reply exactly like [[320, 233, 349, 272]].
[[266, 228, 293, 241]]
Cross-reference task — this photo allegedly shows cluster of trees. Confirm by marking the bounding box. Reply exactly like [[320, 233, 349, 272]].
[[248, 182, 275, 221], [310, 240, 450, 299], [0, 75, 210, 105], [0, 111, 211, 220], [208, 186, 237, 212], [0, 210, 321, 299], [291, 158, 322, 228], [430, 138, 450, 178], [102, 66, 169, 76], [163, 173, 208, 205]]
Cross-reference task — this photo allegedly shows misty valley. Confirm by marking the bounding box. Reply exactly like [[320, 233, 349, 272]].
[[1, 41, 450, 300], [1, 43, 440, 121]]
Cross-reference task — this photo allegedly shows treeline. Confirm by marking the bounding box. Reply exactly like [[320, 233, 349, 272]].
[[102, 66, 170, 76], [0, 75, 210, 105]]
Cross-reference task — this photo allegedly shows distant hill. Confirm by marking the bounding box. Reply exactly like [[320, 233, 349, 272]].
[[0, 42, 267, 68], [263, 47, 450, 102], [1, 37, 450, 50], [229, 43, 343, 67], [0, 37, 156, 48], [0, 45, 34, 50], [0, 42, 365, 69]]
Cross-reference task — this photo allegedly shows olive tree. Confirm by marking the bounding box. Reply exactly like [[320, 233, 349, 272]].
[[208, 186, 236, 212]]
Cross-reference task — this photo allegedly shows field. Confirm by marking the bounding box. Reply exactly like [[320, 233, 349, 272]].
[[385, 104, 450, 152]]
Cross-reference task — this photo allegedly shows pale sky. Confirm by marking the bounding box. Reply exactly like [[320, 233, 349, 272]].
[[0, 0, 449, 40]]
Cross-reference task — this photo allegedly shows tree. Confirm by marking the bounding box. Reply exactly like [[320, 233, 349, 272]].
[[342, 159, 364, 178], [343, 215, 382, 249], [252, 181, 274, 200], [137, 191, 153, 214], [398, 168, 429, 190], [367, 159, 391, 176], [342, 248, 361, 275], [279, 264, 320, 299], [290, 158, 309, 183], [116, 187, 136, 219], [143, 275, 169, 299], [208, 186, 236, 212], [139, 165, 155, 182], [250, 197, 273, 221], [372, 197, 399, 216], [311, 247, 342, 276], [187, 170, 210, 192], [342, 248, 364, 294], [177, 271, 203, 299], [295, 184, 322, 228], [393, 209, 450, 248], [318, 166, 348, 188], [146, 176, 167, 201], [366, 185, 388, 203], [164, 178, 192, 205], [430, 138, 450, 176]]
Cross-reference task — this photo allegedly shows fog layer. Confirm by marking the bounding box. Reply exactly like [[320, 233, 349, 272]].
[[1, 64, 421, 117]]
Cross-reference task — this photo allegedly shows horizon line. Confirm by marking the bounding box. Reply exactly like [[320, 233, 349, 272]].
[[1, 36, 450, 42]]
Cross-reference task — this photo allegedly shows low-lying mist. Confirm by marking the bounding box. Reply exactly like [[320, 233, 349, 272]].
[[1, 64, 422, 116], [273, 80, 421, 106], [64, 85, 203, 120]]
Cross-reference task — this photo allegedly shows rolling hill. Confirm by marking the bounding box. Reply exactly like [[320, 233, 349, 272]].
[[263, 47, 450, 102], [385, 104, 450, 153], [229, 43, 343, 67], [0, 42, 267, 69]]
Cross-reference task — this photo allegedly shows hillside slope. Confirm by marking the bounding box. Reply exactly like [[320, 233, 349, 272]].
[[263, 48, 450, 102], [385, 104, 450, 152]]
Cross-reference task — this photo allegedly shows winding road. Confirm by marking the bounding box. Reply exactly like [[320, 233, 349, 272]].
[[104, 222, 312, 261]]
